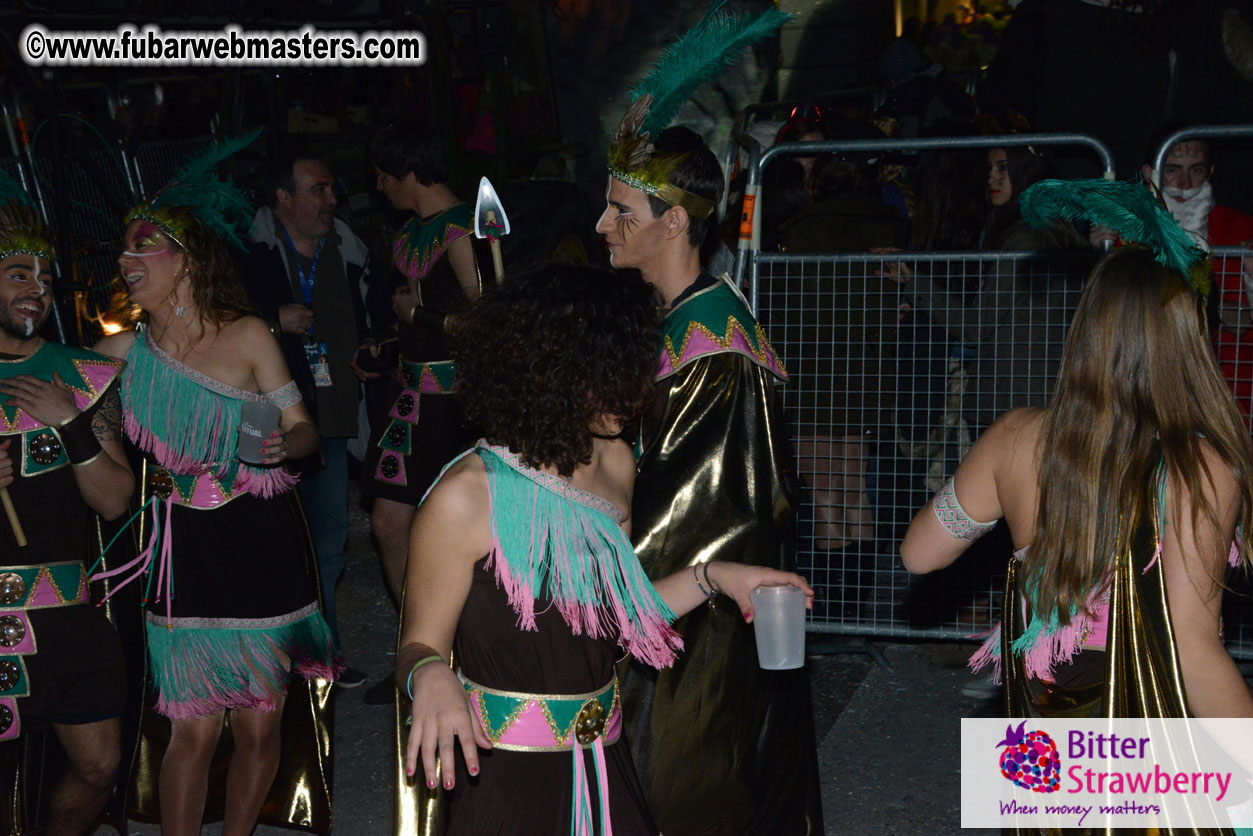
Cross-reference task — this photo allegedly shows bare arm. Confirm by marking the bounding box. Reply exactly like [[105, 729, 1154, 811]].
[[651, 561, 815, 622], [240, 317, 320, 464], [90, 330, 136, 362], [73, 383, 134, 520], [1161, 449, 1253, 718], [398, 458, 493, 789], [899, 408, 1031, 573], [446, 235, 481, 303]]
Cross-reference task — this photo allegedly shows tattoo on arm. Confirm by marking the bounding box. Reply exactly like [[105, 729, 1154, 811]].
[[90, 385, 122, 443]]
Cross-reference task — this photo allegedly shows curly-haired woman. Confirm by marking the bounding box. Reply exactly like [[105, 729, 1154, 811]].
[[393, 265, 813, 834], [94, 149, 340, 836]]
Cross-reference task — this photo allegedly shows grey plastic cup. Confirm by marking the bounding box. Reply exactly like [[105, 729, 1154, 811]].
[[751, 585, 806, 670], [237, 400, 282, 465]]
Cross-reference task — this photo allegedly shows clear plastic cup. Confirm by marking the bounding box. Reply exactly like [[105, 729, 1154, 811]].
[[751, 585, 806, 670], [237, 400, 282, 465]]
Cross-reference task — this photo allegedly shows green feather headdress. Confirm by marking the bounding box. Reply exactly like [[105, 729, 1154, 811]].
[[607, 1, 790, 219], [124, 129, 260, 251], [1019, 178, 1212, 298], [0, 170, 54, 262]]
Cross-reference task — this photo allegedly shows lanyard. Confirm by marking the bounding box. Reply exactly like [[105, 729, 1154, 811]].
[[280, 226, 323, 306]]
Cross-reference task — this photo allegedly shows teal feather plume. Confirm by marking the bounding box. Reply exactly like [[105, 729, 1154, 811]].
[[632, 3, 791, 139], [0, 170, 35, 209], [150, 129, 261, 248], [1019, 178, 1210, 296]]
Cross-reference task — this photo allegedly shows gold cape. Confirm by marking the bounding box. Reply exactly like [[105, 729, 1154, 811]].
[[618, 337, 824, 835], [1002, 521, 1241, 836]]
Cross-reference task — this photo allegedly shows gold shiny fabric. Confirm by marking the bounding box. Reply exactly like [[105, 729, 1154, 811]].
[[128, 478, 336, 833], [619, 352, 824, 836], [1002, 519, 1237, 836]]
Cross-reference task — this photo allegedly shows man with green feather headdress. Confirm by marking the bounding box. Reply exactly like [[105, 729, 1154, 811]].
[[597, 4, 824, 833], [0, 170, 135, 835]]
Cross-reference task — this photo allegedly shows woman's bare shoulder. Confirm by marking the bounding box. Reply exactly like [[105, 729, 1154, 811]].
[[218, 315, 274, 346], [92, 329, 137, 360]]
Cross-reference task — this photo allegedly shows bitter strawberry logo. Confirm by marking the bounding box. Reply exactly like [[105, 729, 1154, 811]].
[[996, 721, 1061, 793]]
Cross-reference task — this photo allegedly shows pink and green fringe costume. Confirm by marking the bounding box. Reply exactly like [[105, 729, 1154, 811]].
[[97, 325, 341, 719], [425, 441, 682, 836]]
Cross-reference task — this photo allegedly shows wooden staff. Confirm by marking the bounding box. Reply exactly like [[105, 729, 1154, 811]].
[[0, 487, 25, 547]]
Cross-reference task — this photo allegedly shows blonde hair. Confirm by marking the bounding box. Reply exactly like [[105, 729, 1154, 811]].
[[1029, 247, 1253, 621]]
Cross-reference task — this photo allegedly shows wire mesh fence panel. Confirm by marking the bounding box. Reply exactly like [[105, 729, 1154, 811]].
[[131, 136, 211, 200], [758, 249, 1253, 660]]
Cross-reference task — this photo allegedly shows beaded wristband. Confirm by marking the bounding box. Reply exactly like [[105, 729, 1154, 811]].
[[693, 562, 717, 605], [405, 654, 447, 700]]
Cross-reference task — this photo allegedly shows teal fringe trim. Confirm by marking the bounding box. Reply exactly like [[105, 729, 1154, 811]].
[[478, 444, 683, 669], [146, 605, 341, 719]]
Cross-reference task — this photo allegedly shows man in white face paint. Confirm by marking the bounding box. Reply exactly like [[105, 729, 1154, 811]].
[[0, 181, 136, 835]]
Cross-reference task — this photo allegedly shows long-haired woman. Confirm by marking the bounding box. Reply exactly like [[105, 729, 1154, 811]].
[[902, 245, 1253, 721]]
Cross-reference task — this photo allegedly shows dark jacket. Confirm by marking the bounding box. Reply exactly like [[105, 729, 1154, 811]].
[[238, 208, 390, 421]]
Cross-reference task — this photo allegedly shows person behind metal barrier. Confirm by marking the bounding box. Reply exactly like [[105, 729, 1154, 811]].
[[593, 5, 823, 830], [1092, 125, 1253, 420], [777, 117, 910, 255], [393, 265, 813, 835], [889, 143, 1086, 432], [93, 133, 342, 836], [0, 172, 133, 836], [772, 117, 912, 618], [902, 184, 1253, 739]]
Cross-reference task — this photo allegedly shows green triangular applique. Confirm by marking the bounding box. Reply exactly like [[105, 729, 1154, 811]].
[[427, 361, 456, 392], [379, 420, 411, 454], [543, 698, 585, 743], [47, 564, 82, 601], [478, 691, 525, 739]]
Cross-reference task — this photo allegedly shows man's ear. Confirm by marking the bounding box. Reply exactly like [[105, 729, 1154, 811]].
[[1140, 163, 1153, 184], [275, 187, 293, 209], [663, 205, 690, 241]]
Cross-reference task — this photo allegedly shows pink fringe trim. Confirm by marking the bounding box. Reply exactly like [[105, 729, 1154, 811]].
[[967, 624, 1002, 684], [1020, 613, 1091, 683], [124, 410, 298, 501]]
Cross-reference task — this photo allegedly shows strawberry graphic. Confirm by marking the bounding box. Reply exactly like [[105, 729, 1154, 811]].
[[996, 721, 1061, 793]]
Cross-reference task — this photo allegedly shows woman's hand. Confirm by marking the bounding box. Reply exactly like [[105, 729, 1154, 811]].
[[258, 427, 290, 465], [705, 562, 815, 623], [0, 372, 80, 427], [405, 661, 492, 790], [870, 247, 912, 283]]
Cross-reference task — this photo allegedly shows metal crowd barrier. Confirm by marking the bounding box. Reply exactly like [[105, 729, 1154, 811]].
[[741, 133, 1253, 661]]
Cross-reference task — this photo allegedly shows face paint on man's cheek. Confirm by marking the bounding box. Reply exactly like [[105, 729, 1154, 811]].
[[32, 257, 49, 297]]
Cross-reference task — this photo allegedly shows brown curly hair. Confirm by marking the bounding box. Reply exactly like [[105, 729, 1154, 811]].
[[452, 265, 661, 476], [175, 212, 254, 327]]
